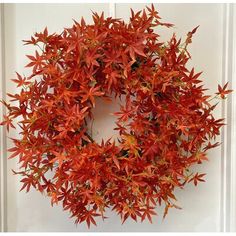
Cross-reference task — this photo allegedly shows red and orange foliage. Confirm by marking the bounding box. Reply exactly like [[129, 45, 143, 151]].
[[0, 5, 232, 227]]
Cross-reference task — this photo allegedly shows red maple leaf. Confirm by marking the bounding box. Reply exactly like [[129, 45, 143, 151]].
[[216, 82, 233, 99], [188, 173, 206, 186]]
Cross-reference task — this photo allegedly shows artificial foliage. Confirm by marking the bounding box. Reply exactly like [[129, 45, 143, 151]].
[[0, 5, 233, 227]]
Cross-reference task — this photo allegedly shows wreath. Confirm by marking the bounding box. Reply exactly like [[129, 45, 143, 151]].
[[0, 5, 232, 228]]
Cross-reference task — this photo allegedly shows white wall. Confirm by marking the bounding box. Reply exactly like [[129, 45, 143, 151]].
[[0, 3, 234, 232]]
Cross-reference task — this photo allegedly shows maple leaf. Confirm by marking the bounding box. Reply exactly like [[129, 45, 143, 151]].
[[125, 42, 146, 61], [80, 210, 100, 228], [114, 123, 126, 135], [0, 115, 15, 131], [216, 82, 233, 99], [11, 72, 31, 87], [146, 4, 161, 19], [23, 36, 37, 45], [186, 68, 203, 84], [34, 27, 49, 43], [105, 69, 121, 91], [121, 204, 142, 223], [26, 50, 45, 72], [188, 173, 206, 186], [56, 88, 78, 104], [79, 188, 94, 203], [20, 175, 37, 192], [113, 95, 135, 123], [143, 142, 159, 157], [42, 176, 56, 193], [8, 146, 24, 159], [195, 151, 209, 164], [85, 49, 100, 67], [114, 106, 133, 123], [50, 151, 67, 168], [103, 50, 121, 67], [140, 206, 157, 223], [81, 86, 104, 107]]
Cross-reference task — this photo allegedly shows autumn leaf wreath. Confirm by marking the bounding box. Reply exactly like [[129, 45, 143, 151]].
[[0, 5, 232, 227]]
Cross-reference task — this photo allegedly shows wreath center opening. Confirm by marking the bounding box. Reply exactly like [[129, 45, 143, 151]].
[[87, 95, 124, 144]]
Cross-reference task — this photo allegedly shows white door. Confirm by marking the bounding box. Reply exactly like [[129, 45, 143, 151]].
[[0, 3, 235, 232]]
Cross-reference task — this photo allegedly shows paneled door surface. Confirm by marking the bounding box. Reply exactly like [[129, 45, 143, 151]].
[[0, 3, 235, 232]]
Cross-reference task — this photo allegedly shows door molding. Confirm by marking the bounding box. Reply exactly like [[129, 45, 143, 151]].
[[220, 3, 236, 232], [0, 3, 7, 233]]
